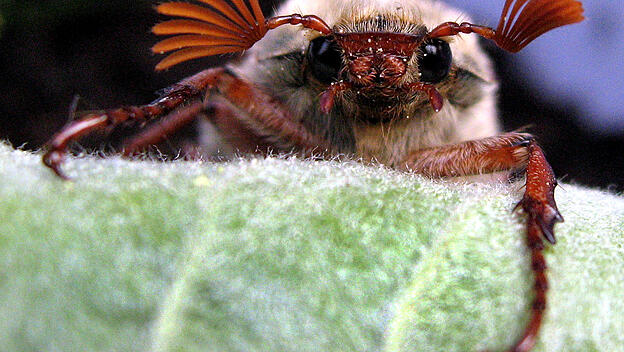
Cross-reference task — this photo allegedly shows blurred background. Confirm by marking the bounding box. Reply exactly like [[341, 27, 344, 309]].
[[0, 0, 622, 191]]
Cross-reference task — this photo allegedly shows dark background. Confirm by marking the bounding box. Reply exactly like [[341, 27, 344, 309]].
[[0, 0, 622, 191]]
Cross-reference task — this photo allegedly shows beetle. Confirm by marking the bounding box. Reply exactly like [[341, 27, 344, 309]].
[[41, 0, 584, 350]]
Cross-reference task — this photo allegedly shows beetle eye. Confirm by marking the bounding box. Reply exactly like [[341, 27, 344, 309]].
[[418, 38, 452, 83], [306, 36, 342, 84]]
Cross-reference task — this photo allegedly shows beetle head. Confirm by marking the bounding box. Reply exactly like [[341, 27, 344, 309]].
[[152, 0, 584, 114], [334, 31, 424, 87]]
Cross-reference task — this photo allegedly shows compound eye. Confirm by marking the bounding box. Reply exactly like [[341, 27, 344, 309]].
[[306, 36, 342, 84], [418, 38, 452, 83]]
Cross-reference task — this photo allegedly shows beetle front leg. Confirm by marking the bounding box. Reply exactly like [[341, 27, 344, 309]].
[[203, 69, 335, 157], [402, 133, 562, 352], [127, 70, 336, 158], [121, 101, 205, 157], [510, 140, 562, 352], [121, 100, 278, 158], [42, 68, 228, 178], [201, 101, 277, 155], [43, 67, 334, 178]]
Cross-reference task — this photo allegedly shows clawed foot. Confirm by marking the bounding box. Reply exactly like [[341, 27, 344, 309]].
[[514, 140, 563, 245], [42, 149, 70, 180], [515, 193, 563, 244]]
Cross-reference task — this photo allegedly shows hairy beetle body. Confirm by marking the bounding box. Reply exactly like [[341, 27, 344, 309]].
[[230, 0, 499, 167]]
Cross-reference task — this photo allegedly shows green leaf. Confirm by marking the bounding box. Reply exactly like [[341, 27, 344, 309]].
[[1, 143, 622, 351]]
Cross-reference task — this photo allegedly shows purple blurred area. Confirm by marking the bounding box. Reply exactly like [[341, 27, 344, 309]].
[[0, 0, 622, 190], [446, 0, 624, 135]]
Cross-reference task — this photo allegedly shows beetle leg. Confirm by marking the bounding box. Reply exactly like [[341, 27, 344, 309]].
[[121, 100, 204, 157], [510, 140, 562, 352], [202, 69, 335, 157], [202, 101, 276, 155], [122, 99, 278, 158], [124, 69, 336, 158], [400, 132, 531, 177], [43, 67, 333, 178], [42, 68, 227, 178], [402, 133, 562, 352]]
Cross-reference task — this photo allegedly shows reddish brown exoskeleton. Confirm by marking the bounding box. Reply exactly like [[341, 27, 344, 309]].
[[42, 0, 584, 350]]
